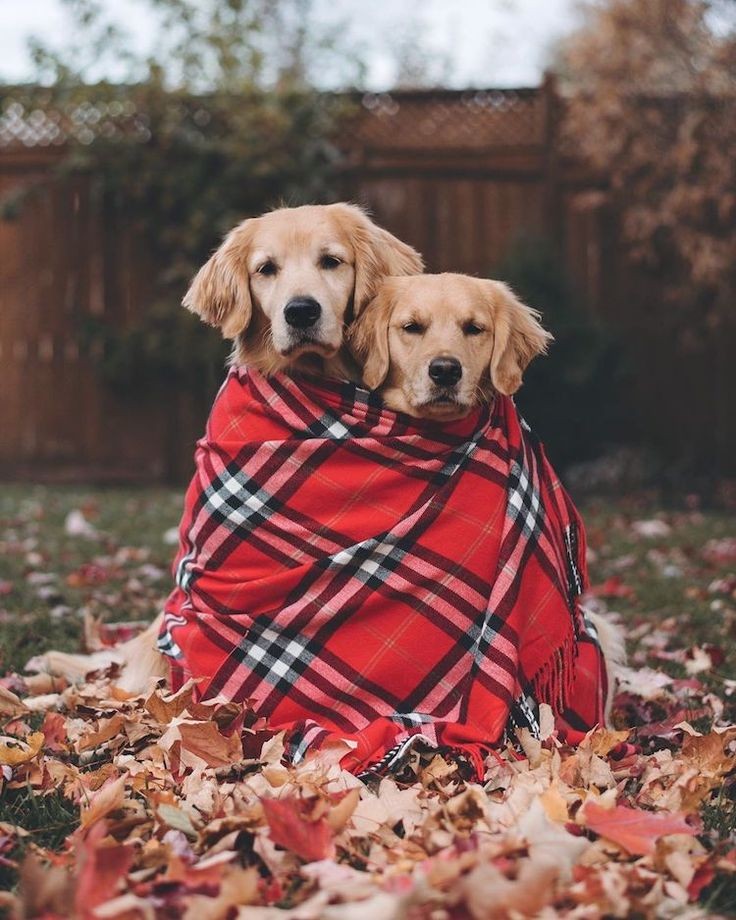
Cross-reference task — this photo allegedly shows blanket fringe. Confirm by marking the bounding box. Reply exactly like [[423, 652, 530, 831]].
[[530, 633, 578, 716]]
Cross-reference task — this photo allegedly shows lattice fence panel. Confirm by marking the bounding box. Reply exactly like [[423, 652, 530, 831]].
[[343, 90, 547, 152]]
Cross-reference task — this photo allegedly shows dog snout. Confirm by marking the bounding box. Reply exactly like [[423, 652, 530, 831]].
[[428, 356, 462, 386], [284, 296, 322, 329]]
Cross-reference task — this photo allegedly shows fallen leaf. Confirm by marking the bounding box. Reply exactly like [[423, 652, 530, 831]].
[[0, 685, 28, 717], [262, 795, 335, 863], [583, 801, 698, 855], [74, 821, 134, 919], [80, 775, 127, 830], [0, 732, 44, 766], [78, 714, 126, 752]]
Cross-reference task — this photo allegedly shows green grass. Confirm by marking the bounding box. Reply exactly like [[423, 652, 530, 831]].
[[0, 787, 79, 892], [0, 484, 181, 673], [581, 495, 736, 712]]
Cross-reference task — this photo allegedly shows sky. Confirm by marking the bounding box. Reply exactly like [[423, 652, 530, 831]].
[[0, 0, 582, 88]]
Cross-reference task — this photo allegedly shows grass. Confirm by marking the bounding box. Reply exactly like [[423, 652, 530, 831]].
[[581, 494, 736, 708], [0, 485, 181, 674], [0, 787, 78, 892], [0, 484, 734, 909]]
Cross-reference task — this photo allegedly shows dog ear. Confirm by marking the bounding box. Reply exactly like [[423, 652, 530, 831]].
[[331, 204, 423, 316], [183, 220, 254, 339], [484, 281, 552, 395], [348, 283, 395, 390]]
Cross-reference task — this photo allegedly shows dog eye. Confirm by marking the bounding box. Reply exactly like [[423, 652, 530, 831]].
[[402, 321, 425, 335], [319, 254, 342, 270], [256, 260, 278, 277], [463, 321, 485, 336]]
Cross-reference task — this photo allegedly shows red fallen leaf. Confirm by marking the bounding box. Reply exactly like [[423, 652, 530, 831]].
[[4, 718, 31, 737], [608, 742, 640, 761], [242, 727, 279, 760], [700, 644, 726, 668], [41, 712, 69, 753], [0, 833, 18, 868], [99, 621, 149, 646], [702, 537, 736, 565], [0, 675, 28, 695], [635, 709, 708, 740], [262, 796, 335, 863], [583, 801, 699, 855], [635, 709, 708, 739], [260, 875, 283, 905], [687, 862, 716, 901], [74, 821, 134, 919], [66, 563, 112, 588], [670, 678, 704, 692], [588, 576, 636, 600]]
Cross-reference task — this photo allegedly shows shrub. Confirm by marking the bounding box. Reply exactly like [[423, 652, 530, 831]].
[[496, 239, 629, 469]]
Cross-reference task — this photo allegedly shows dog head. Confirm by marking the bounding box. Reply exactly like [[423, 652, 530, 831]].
[[349, 273, 551, 419], [183, 203, 423, 375]]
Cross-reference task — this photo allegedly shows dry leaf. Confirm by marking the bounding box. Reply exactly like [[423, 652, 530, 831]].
[[0, 685, 28, 717], [262, 795, 335, 863], [0, 731, 44, 766], [80, 775, 127, 829], [583, 801, 698, 855]]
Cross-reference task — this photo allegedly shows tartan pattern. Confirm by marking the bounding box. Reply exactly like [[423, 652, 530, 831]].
[[160, 367, 606, 777]]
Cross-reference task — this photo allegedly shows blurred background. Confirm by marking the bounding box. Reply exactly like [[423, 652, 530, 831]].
[[1, 0, 734, 495]]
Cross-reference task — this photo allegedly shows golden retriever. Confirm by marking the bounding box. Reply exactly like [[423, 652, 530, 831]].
[[350, 272, 625, 720], [28, 203, 423, 693], [349, 272, 551, 416], [185, 202, 423, 379]]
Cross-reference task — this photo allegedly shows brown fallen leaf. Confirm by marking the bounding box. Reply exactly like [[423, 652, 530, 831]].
[[181, 867, 259, 920], [80, 774, 127, 830], [0, 731, 44, 766], [539, 782, 570, 823], [16, 851, 74, 919], [145, 681, 197, 724], [78, 714, 126, 752], [462, 859, 560, 919], [0, 685, 28, 717], [680, 728, 736, 778], [584, 727, 630, 757], [327, 787, 361, 832], [23, 672, 69, 696], [159, 718, 243, 771]]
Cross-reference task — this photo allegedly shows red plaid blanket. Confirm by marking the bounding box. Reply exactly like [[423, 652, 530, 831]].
[[159, 367, 606, 777]]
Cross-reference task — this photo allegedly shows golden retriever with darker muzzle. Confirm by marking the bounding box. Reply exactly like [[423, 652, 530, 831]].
[[349, 272, 552, 416], [350, 272, 625, 718]]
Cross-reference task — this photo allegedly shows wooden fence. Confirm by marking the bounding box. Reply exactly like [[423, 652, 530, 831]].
[[0, 82, 732, 481]]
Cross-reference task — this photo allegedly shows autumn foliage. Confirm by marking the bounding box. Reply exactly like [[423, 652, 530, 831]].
[[559, 0, 736, 328]]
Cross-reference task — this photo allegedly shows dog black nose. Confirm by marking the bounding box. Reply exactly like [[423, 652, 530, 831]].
[[428, 356, 462, 386], [284, 297, 321, 329]]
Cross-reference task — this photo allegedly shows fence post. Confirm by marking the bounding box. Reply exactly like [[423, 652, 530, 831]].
[[541, 72, 563, 251]]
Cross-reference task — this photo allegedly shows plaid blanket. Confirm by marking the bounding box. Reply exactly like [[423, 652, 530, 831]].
[[159, 367, 606, 777]]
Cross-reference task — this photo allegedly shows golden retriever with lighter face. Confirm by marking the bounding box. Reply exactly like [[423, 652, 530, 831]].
[[28, 204, 422, 693], [185, 203, 423, 378], [350, 273, 552, 417]]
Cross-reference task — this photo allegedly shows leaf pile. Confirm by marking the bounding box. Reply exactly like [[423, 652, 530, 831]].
[[1, 492, 735, 917], [0, 655, 734, 919]]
